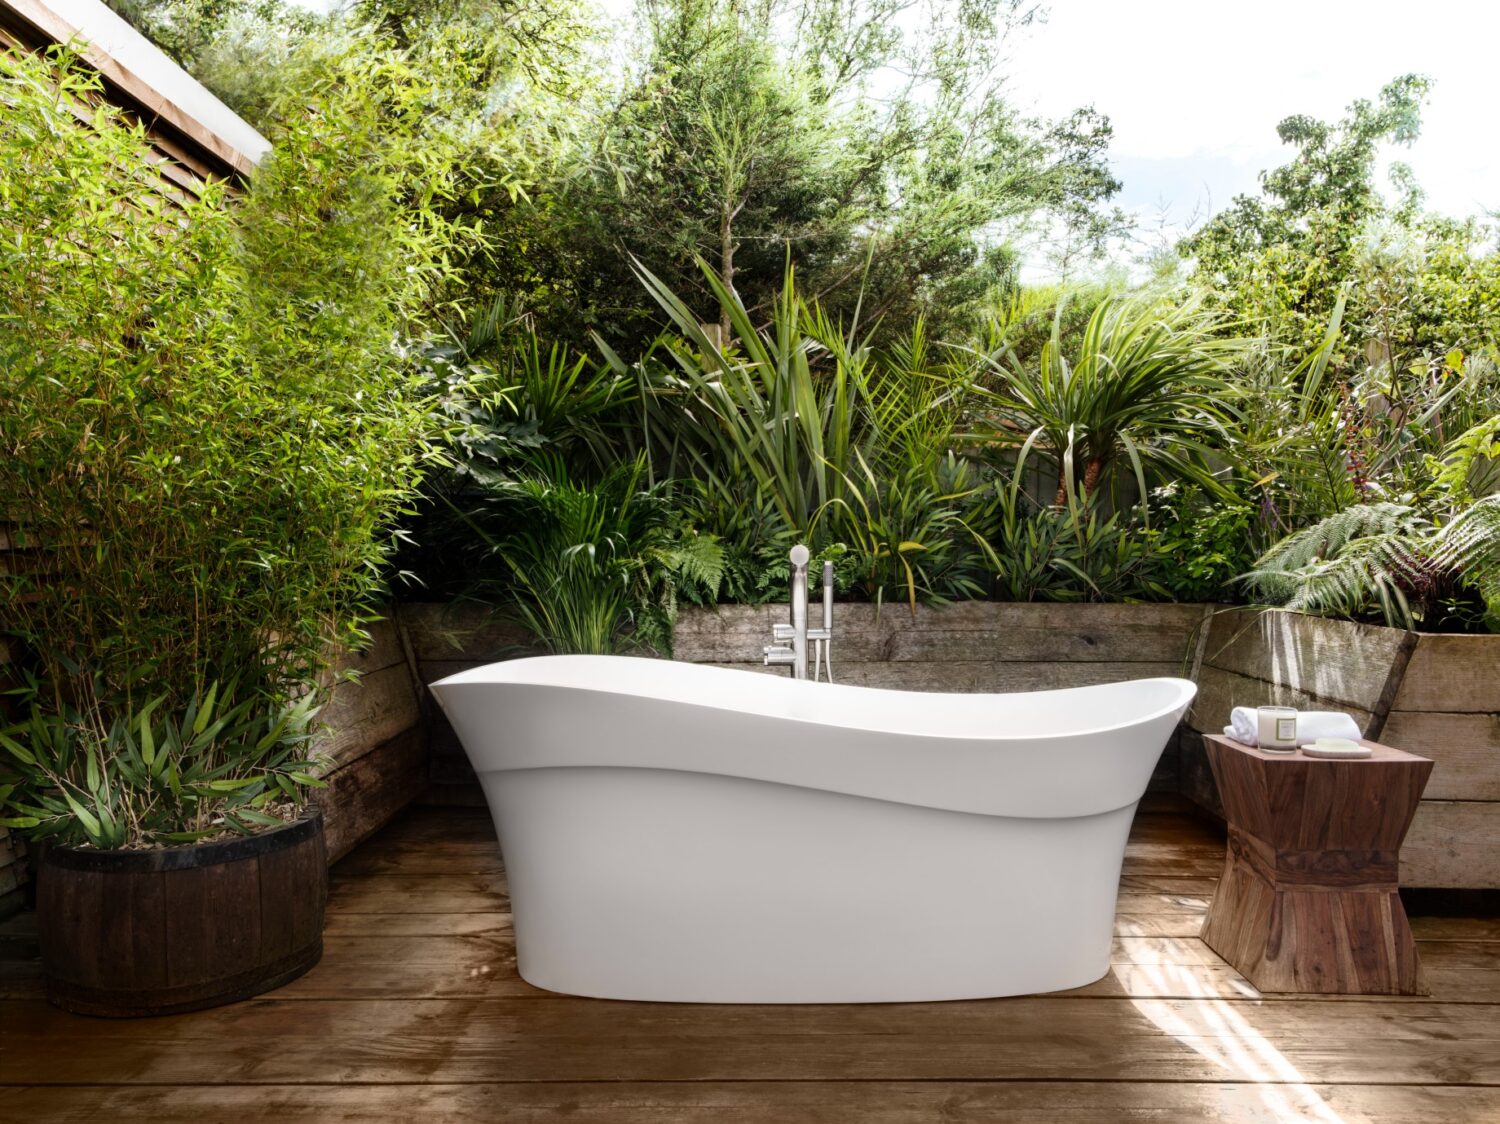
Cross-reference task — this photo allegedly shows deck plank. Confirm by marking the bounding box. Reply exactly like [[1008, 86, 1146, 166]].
[[6, 1082, 1500, 1124], [5, 994, 1500, 1085]]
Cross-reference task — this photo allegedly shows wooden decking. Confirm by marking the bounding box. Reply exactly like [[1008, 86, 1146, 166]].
[[3, 796, 1500, 1122]]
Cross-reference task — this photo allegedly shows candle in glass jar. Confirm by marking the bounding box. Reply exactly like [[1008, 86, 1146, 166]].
[[1256, 706, 1298, 751]]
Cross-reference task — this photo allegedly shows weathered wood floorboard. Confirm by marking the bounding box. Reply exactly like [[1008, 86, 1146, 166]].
[[2, 799, 1497, 1120], [11, 1081, 1500, 1124]]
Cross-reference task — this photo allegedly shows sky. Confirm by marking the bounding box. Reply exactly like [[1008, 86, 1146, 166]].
[[1001, 0, 1500, 240]]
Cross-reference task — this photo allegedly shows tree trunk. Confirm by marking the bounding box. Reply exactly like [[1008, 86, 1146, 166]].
[[1055, 458, 1105, 506], [720, 200, 736, 340], [1083, 458, 1103, 497]]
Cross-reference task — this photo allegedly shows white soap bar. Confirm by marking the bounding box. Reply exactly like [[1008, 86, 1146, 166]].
[[1302, 737, 1372, 759]]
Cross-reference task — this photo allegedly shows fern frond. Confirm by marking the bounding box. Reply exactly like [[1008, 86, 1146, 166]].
[[1433, 416, 1500, 502], [662, 533, 727, 600], [1252, 503, 1430, 574], [1433, 494, 1500, 578], [1275, 532, 1430, 629], [1475, 566, 1500, 632]]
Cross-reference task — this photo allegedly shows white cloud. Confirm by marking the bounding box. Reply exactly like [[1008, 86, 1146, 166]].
[[1004, 0, 1500, 228]]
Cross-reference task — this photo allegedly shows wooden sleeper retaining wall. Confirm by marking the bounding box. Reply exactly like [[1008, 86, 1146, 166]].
[[311, 613, 430, 863]]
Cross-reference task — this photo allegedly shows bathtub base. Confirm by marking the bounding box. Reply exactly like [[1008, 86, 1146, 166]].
[[486, 766, 1136, 1004]]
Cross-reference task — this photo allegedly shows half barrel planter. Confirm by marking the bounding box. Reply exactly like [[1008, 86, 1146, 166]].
[[37, 809, 327, 1017]]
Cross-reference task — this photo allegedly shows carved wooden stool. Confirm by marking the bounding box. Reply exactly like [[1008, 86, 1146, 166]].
[[1199, 733, 1433, 994]]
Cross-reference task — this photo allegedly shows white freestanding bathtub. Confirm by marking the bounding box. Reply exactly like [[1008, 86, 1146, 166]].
[[430, 655, 1196, 1003]]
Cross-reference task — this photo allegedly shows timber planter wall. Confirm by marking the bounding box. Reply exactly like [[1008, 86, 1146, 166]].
[[1180, 610, 1500, 890], [399, 603, 543, 797], [672, 601, 1208, 692], [1381, 635, 1500, 889], [312, 613, 430, 862]]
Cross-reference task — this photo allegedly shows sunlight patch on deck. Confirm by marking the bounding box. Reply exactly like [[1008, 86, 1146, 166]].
[[1123, 960, 1349, 1124]]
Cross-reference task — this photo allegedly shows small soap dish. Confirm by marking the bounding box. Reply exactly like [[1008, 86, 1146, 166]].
[[1301, 737, 1372, 760]]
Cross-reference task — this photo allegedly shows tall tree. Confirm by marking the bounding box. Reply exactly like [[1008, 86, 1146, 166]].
[[553, 0, 1123, 347], [1183, 75, 1431, 351]]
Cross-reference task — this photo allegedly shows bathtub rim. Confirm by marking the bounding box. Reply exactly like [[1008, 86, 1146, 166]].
[[430, 654, 1198, 744]]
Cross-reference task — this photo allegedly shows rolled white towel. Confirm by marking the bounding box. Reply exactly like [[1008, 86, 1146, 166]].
[[1223, 706, 1363, 748]]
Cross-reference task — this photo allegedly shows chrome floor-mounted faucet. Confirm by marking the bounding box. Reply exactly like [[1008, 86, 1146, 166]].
[[763, 544, 834, 681]]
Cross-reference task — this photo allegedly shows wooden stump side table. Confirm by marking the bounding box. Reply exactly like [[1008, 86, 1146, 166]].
[[1199, 733, 1433, 995]]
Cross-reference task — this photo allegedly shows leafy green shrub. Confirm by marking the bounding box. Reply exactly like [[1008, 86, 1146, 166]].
[[1233, 295, 1498, 552], [976, 487, 1166, 603], [0, 684, 320, 847], [0, 39, 465, 844], [1142, 487, 1257, 602], [451, 456, 723, 654]]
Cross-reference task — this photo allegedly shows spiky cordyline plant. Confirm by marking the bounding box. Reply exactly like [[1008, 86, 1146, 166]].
[[596, 256, 990, 606], [599, 257, 975, 538], [972, 292, 1244, 507]]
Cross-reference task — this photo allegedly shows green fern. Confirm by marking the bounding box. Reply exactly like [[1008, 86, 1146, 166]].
[[1250, 503, 1430, 574], [655, 533, 727, 602], [1431, 416, 1500, 503], [1245, 492, 1500, 630], [1243, 503, 1432, 627], [1433, 495, 1500, 628]]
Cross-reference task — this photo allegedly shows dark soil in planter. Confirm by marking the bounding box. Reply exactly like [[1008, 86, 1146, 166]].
[[37, 808, 327, 1017]]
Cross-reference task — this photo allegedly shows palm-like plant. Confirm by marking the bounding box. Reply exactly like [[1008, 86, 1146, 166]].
[[432, 294, 631, 472], [1437, 496, 1500, 625], [974, 294, 1243, 506], [455, 455, 724, 654]]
